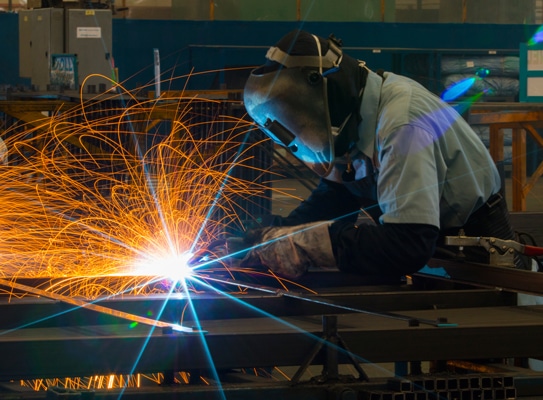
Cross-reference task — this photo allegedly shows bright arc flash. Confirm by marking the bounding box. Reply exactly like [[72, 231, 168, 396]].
[[133, 251, 195, 282]]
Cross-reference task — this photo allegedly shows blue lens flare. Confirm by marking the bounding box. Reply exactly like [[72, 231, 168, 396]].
[[529, 25, 543, 46], [452, 91, 486, 115], [441, 66, 493, 103], [475, 68, 490, 78], [441, 76, 477, 102]]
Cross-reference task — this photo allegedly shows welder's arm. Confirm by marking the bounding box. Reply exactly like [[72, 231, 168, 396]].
[[329, 221, 439, 276], [238, 220, 437, 280]]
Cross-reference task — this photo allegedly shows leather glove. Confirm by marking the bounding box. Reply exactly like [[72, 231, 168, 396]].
[[239, 221, 337, 280]]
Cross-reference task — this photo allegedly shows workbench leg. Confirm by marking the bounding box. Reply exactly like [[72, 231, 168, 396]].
[[290, 315, 368, 384], [512, 128, 527, 211], [489, 125, 504, 165]]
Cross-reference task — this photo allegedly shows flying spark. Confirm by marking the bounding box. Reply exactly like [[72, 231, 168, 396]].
[[0, 84, 276, 299], [1, 75, 328, 394]]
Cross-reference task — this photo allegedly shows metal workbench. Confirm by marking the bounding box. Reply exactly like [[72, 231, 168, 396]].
[[0, 267, 542, 399]]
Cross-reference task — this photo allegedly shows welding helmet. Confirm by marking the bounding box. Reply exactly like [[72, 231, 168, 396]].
[[244, 30, 365, 177]]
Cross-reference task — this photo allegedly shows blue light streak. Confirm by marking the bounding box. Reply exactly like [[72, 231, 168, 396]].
[[529, 25, 543, 46], [441, 76, 477, 102]]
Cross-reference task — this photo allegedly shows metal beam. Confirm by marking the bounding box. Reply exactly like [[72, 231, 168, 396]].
[[1, 305, 543, 380], [0, 281, 515, 330], [426, 258, 543, 295]]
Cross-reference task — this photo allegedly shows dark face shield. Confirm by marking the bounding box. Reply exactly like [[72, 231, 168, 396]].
[[244, 66, 335, 177]]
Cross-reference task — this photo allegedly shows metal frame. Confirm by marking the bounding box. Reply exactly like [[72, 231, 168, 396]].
[[0, 273, 541, 375], [0, 265, 541, 399]]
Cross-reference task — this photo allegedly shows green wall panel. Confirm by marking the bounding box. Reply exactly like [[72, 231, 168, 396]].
[[301, 0, 382, 22], [213, 0, 297, 21], [172, 0, 210, 20]]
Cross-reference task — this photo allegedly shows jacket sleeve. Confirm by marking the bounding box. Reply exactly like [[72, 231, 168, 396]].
[[329, 220, 440, 276], [273, 178, 363, 227]]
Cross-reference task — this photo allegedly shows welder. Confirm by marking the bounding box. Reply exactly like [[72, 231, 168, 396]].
[[235, 29, 522, 280]]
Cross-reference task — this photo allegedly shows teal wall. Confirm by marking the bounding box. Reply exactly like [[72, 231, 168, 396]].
[[0, 15, 23, 88], [0, 14, 539, 92], [110, 20, 538, 91]]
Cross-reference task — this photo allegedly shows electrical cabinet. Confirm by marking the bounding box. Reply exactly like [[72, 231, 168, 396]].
[[18, 8, 64, 91], [65, 9, 113, 92], [18, 8, 113, 93]]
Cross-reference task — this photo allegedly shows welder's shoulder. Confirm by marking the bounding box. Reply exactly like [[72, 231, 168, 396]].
[[379, 73, 443, 134], [380, 73, 414, 106], [378, 74, 416, 128]]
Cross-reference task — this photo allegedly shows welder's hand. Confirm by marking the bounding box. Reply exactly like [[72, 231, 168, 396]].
[[240, 221, 337, 280]]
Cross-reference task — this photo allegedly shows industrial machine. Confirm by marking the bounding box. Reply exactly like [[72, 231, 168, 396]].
[[18, 0, 113, 93]]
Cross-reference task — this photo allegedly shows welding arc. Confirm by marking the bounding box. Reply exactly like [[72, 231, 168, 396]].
[[0, 278, 194, 333], [203, 276, 455, 327]]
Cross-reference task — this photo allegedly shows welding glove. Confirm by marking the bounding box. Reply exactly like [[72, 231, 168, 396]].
[[238, 221, 337, 280]]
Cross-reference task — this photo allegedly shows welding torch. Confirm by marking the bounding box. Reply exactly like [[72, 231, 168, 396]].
[[188, 236, 252, 269]]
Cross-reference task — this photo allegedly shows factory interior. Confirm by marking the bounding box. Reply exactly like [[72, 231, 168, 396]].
[[3, 0, 543, 399]]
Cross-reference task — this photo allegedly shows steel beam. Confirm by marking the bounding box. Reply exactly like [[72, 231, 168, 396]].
[[1, 304, 543, 380], [0, 281, 515, 330], [426, 258, 543, 295]]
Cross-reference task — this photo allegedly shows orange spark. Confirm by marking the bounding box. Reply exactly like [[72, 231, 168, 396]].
[[0, 83, 273, 299], [8, 73, 314, 393]]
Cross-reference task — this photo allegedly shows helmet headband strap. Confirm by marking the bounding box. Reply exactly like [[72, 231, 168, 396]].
[[265, 37, 343, 70]]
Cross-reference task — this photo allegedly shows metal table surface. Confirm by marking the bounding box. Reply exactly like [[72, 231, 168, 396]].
[[1, 299, 543, 380]]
